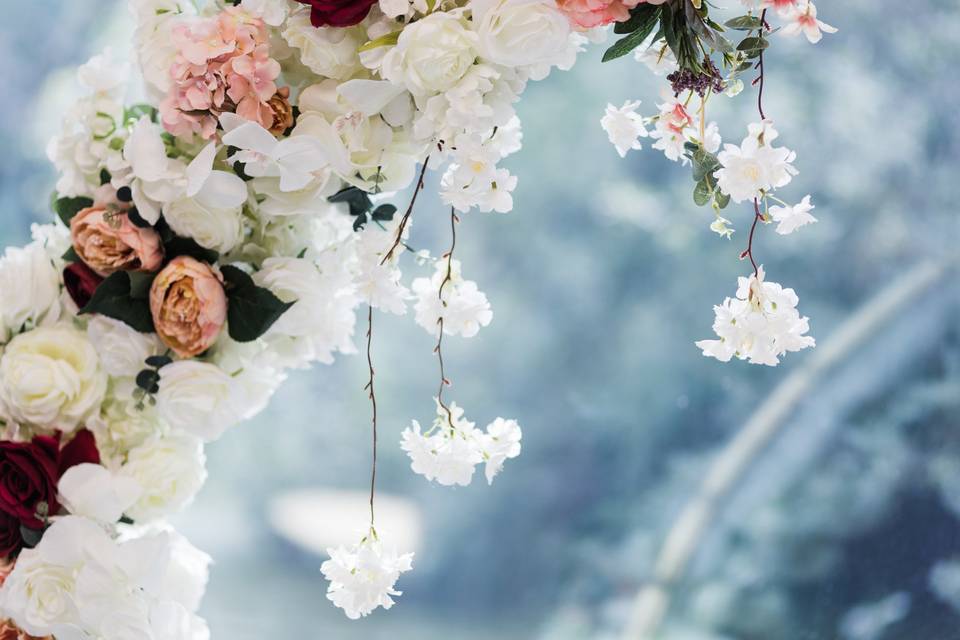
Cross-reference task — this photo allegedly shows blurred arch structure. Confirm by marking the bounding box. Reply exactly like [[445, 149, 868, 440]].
[[623, 259, 959, 639]]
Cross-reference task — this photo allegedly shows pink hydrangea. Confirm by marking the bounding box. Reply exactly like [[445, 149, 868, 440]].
[[557, 0, 667, 30], [160, 8, 281, 139]]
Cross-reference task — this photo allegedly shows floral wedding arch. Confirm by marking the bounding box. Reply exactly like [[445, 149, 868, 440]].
[[0, 0, 832, 635]]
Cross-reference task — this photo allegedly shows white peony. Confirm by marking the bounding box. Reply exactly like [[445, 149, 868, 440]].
[[471, 0, 572, 69], [380, 11, 478, 96], [119, 433, 207, 522], [282, 9, 365, 80], [86, 316, 164, 378], [0, 241, 62, 343], [58, 463, 143, 524], [155, 361, 240, 441], [321, 535, 414, 619], [163, 197, 245, 254], [0, 325, 107, 432]]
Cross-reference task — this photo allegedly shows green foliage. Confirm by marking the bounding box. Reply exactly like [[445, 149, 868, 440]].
[[54, 196, 93, 226], [328, 186, 396, 231], [79, 271, 155, 333], [604, 5, 662, 62], [220, 265, 295, 343]]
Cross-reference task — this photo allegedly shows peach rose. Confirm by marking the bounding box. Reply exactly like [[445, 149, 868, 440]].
[[70, 207, 164, 276], [149, 256, 228, 358], [557, 0, 666, 30]]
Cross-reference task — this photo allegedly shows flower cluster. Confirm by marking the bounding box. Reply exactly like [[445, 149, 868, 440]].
[[0, 0, 831, 628]]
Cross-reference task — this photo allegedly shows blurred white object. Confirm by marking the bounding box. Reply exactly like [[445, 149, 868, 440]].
[[929, 558, 960, 614], [838, 592, 910, 640], [267, 488, 422, 555]]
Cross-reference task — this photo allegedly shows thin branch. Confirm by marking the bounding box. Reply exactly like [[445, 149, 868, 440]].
[[757, 8, 768, 121], [434, 207, 458, 427], [364, 306, 378, 531], [381, 156, 431, 266]]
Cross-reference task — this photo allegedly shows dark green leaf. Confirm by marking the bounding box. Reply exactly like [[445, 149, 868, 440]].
[[715, 190, 731, 210], [136, 369, 160, 394], [603, 6, 662, 62], [693, 179, 713, 206], [127, 271, 155, 300], [725, 15, 763, 30], [127, 206, 152, 229], [737, 36, 769, 52], [164, 236, 219, 264], [62, 246, 80, 263], [692, 149, 721, 182], [79, 272, 155, 333], [328, 186, 374, 218], [145, 355, 173, 368], [20, 525, 44, 549], [220, 265, 294, 343], [613, 4, 660, 34], [372, 204, 397, 221], [99, 169, 112, 185], [54, 196, 94, 226]]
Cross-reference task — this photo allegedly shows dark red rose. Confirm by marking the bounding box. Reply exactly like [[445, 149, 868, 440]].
[[58, 429, 101, 477], [0, 437, 60, 529], [295, 0, 378, 27], [63, 262, 104, 309], [0, 512, 22, 558]]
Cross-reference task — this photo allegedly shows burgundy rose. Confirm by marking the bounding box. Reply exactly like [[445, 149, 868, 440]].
[[58, 429, 101, 477], [0, 513, 22, 559], [63, 262, 104, 309], [295, 0, 378, 27], [0, 437, 60, 530]]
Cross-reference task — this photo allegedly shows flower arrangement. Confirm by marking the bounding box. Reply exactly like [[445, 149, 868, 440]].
[[0, 0, 832, 634]]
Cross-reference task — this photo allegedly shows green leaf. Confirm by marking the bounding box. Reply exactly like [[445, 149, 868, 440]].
[[328, 186, 373, 218], [54, 196, 94, 226], [372, 204, 397, 221], [127, 271, 155, 300], [358, 31, 400, 53], [62, 246, 80, 263], [20, 525, 44, 549], [693, 176, 716, 207], [164, 236, 219, 264], [715, 190, 731, 210], [124, 104, 158, 124], [737, 36, 769, 52], [613, 4, 660, 34], [79, 272, 155, 333], [692, 149, 721, 182], [145, 355, 173, 368], [603, 7, 662, 62], [136, 369, 160, 394], [220, 265, 295, 343], [725, 15, 763, 30], [99, 169, 112, 185]]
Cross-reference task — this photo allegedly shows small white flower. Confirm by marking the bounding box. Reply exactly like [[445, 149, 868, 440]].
[[715, 121, 797, 203], [412, 259, 493, 338], [321, 534, 414, 620], [601, 101, 648, 158], [769, 195, 817, 235], [696, 266, 815, 366], [479, 418, 522, 485], [782, 1, 837, 44], [650, 98, 695, 163], [635, 42, 678, 76]]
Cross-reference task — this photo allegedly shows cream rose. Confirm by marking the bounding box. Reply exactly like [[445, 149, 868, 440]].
[[282, 9, 365, 80], [119, 433, 207, 521], [0, 242, 62, 343], [86, 316, 164, 378], [380, 12, 478, 95], [155, 361, 239, 441], [163, 197, 244, 254], [0, 326, 107, 432], [471, 0, 572, 68]]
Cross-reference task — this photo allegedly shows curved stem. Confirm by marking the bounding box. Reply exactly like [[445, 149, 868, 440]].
[[381, 156, 431, 266], [364, 306, 377, 530], [435, 207, 458, 427]]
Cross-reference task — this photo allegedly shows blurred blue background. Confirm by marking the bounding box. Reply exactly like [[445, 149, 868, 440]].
[[1, 1, 959, 638]]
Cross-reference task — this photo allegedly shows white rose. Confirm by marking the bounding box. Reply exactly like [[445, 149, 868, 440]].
[[163, 196, 244, 254], [88, 395, 165, 462], [282, 9, 365, 80], [137, 528, 211, 612], [119, 433, 207, 521], [155, 361, 239, 441], [471, 0, 571, 68], [0, 242, 62, 342], [59, 463, 143, 524], [86, 316, 164, 378], [381, 11, 478, 95], [0, 326, 107, 432]]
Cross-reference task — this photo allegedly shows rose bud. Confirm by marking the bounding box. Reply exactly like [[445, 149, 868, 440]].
[[149, 256, 228, 358], [63, 262, 104, 309], [70, 206, 164, 276], [267, 87, 294, 135], [294, 0, 378, 28]]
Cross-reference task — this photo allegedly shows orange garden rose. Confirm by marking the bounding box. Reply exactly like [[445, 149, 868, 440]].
[[70, 206, 164, 276], [0, 619, 49, 640], [149, 256, 228, 357]]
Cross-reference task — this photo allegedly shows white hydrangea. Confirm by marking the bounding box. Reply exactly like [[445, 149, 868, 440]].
[[715, 121, 798, 203], [321, 534, 414, 620], [696, 266, 815, 366], [601, 100, 648, 158], [412, 258, 492, 338]]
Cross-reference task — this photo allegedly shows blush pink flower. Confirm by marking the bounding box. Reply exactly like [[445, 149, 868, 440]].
[[70, 206, 164, 276], [149, 256, 227, 358], [557, 0, 666, 30], [160, 8, 282, 139]]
